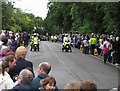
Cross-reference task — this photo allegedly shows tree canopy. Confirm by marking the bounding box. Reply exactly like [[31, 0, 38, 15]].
[[44, 2, 120, 36], [2, 0, 43, 33]]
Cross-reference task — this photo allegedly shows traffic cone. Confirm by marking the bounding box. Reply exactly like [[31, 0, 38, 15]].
[[94, 48, 98, 56]]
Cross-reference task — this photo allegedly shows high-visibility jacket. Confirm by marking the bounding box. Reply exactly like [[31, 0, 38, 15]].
[[89, 38, 97, 45], [99, 39, 103, 46], [30, 35, 40, 44]]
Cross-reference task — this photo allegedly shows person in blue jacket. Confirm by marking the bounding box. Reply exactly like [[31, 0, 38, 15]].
[[31, 62, 51, 91]]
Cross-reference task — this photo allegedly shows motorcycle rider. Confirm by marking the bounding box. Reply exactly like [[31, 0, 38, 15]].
[[62, 34, 72, 52], [30, 32, 40, 51]]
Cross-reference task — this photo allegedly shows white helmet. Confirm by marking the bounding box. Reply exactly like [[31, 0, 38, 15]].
[[65, 34, 68, 36], [116, 36, 119, 41]]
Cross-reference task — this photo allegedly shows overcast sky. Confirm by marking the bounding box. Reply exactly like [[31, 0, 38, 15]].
[[12, 0, 49, 19]]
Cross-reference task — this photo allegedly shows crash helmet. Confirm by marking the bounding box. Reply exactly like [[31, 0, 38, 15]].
[[33, 33, 37, 37], [65, 34, 68, 37]]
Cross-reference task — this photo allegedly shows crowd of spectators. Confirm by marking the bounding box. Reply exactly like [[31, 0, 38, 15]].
[[56, 33, 120, 66], [0, 29, 119, 90]]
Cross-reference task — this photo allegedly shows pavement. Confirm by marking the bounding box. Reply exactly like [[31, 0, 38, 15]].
[[74, 46, 120, 69], [89, 54, 120, 69]]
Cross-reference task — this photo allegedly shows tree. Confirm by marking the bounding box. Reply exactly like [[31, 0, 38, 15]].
[[45, 2, 119, 35], [2, 0, 43, 33], [2, 1, 14, 29]]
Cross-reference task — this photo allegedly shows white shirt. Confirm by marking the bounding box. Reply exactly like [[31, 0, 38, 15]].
[[83, 39, 89, 47], [0, 71, 17, 90], [103, 41, 110, 49]]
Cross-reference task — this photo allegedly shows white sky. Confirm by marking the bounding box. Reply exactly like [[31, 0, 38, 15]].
[[11, 0, 49, 19]]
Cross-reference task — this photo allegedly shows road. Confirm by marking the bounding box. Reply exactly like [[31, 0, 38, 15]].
[[26, 41, 118, 89]]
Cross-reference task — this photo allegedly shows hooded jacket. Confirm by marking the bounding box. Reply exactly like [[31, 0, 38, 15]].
[[31, 73, 49, 90]]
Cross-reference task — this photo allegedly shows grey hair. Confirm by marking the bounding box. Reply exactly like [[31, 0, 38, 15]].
[[19, 69, 33, 84]]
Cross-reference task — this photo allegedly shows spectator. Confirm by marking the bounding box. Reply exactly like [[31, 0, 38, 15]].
[[102, 44, 109, 64], [23, 32, 29, 47], [64, 82, 81, 91], [83, 36, 89, 54], [114, 36, 120, 65], [1, 37, 9, 58], [103, 38, 110, 50], [7, 36, 12, 49], [98, 35, 103, 56], [9, 69, 34, 91], [31, 62, 51, 90], [89, 35, 97, 55], [5, 50, 15, 56], [4, 54, 17, 69], [0, 55, 18, 90], [0, 41, 3, 61], [10, 35, 18, 52], [80, 80, 97, 91], [8, 46, 34, 82], [40, 76, 57, 91], [0, 32, 5, 40], [103, 38, 111, 62]]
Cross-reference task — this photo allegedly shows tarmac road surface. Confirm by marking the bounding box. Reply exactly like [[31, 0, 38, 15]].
[[26, 41, 119, 89]]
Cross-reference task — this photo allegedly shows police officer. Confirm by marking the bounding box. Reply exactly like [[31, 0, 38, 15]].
[[62, 34, 72, 52], [30, 32, 40, 51]]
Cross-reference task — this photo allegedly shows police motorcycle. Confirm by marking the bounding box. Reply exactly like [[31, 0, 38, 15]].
[[30, 33, 40, 51], [62, 34, 72, 52], [64, 42, 72, 52]]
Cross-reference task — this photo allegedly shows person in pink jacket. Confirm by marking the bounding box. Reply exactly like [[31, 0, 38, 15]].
[[102, 44, 109, 64]]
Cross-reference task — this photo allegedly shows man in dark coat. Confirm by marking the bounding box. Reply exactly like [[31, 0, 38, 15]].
[[8, 46, 34, 81], [114, 36, 120, 65]]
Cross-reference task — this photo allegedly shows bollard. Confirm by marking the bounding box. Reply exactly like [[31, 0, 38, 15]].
[[94, 48, 98, 56], [80, 44, 83, 52]]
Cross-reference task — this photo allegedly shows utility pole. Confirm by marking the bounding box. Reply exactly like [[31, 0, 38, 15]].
[[0, 0, 3, 30]]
